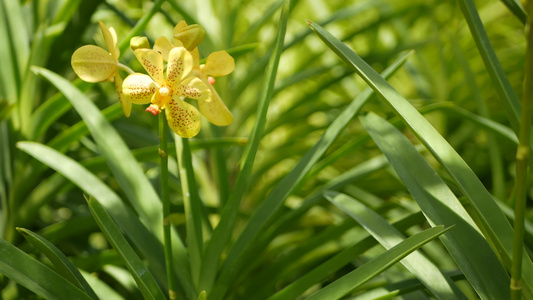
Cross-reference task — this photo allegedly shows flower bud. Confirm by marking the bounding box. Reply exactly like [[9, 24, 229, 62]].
[[174, 22, 205, 50], [130, 36, 150, 51]]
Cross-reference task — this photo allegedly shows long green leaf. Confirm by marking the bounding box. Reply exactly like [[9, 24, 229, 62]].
[[16, 141, 169, 293], [32, 67, 196, 298], [308, 20, 533, 297], [268, 212, 426, 300], [306, 225, 450, 300], [87, 196, 166, 300], [199, 0, 291, 294], [0, 239, 93, 300], [17, 228, 99, 299], [458, 0, 521, 134], [215, 52, 412, 296], [361, 112, 510, 299]]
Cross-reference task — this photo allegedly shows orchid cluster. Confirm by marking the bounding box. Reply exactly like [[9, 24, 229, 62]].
[[71, 21, 234, 138]]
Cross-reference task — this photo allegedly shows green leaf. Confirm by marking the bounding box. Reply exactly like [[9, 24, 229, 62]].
[[200, 0, 291, 294], [306, 225, 451, 300], [499, 0, 526, 24], [29, 79, 91, 140], [32, 66, 196, 298], [212, 52, 412, 298], [325, 191, 467, 299], [87, 196, 167, 300], [17, 141, 168, 293], [267, 212, 427, 300], [457, 0, 521, 134], [0, 239, 93, 300], [361, 112, 510, 299], [17, 228, 99, 299], [308, 20, 533, 297]]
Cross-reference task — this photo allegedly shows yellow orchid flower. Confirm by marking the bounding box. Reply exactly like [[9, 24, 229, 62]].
[[71, 21, 132, 117], [153, 21, 235, 126], [122, 47, 211, 138]]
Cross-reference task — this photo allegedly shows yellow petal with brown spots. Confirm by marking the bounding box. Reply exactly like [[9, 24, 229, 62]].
[[167, 47, 193, 87], [198, 86, 233, 126], [201, 51, 234, 77], [179, 77, 210, 101], [71, 45, 117, 82], [134, 49, 165, 85], [153, 36, 173, 61], [166, 96, 201, 138], [122, 73, 157, 104]]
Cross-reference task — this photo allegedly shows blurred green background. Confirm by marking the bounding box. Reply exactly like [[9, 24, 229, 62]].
[[0, 0, 530, 299]]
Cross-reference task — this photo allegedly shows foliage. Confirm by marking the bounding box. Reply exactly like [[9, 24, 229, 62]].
[[0, 0, 531, 299]]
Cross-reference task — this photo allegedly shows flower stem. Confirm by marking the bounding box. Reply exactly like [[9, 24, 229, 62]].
[[159, 113, 177, 300], [511, 3, 533, 299], [118, 63, 134, 74]]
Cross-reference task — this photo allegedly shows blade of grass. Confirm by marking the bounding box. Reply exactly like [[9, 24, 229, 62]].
[[308, 20, 533, 297], [87, 196, 167, 300], [29, 79, 90, 140], [32, 67, 196, 299], [499, 0, 527, 24], [16, 228, 99, 299], [511, 2, 533, 297], [32, 67, 164, 238], [306, 225, 451, 300], [457, 0, 521, 134], [214, 51, 412, 296], [268, 212, 426, 300], [0, 239, 93, 300], [17, 141, 169, 291], [198, 0, 290, 293], [361, 112, 510, 299], [325, 191, 467, 300]]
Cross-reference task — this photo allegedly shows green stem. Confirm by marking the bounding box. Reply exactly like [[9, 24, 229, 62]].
[[117, 63, 134, 74], [118, 0, 165, 53], [175, 135, 204, 288], [511, 5, 533, 298], [159, 113, 177, 300]]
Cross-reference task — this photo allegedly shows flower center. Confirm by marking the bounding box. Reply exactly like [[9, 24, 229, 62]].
[[159, 86, 171, 97]]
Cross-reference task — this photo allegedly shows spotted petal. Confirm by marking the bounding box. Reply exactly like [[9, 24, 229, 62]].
[[201, 51, 235, 77], [167, 47, 193, 87], [153, 36, 174, 61], [122, 73, 157, 104], [99, 21, 119, 60], [114, 73, 132, 117], [134, 49, 165, 85], [71, 45, 117, 82], [179, 77, 210, 101], [198, 86, 233, 126], [166, 96, 201, 138]]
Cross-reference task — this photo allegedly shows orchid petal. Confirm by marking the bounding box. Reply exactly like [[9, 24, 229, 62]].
[[166, 96, 202, 138], [179, 77, 210, 101], [98, 21, 119, 60], [71, 45, 117, 82], [198, 86, 233, 126], [167, 47, 193, 87], [173, 20, 206, 51], [153, 36, 173, 61], [201, 51, 235, 77], [114, 73, 132, 117], [130, 36, 150, 51], [173, 20, 188, 45], [134, 49, 165, 85], [122, 73, 157, 104]]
